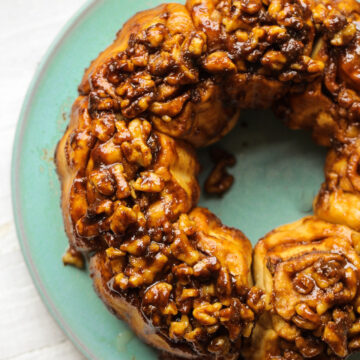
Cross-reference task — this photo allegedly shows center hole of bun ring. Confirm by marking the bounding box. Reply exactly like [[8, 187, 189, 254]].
[[197, 109, 327, 245]]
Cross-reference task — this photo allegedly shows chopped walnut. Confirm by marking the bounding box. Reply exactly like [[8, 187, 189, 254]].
[[188, 32, 207, 56], [193, 302, 222, 325], [169, 315, 190, 339], [109, 164, 131, 199], [120, 235, 150, 256], [331, 22, 357, 46], [106, 247, 126, 259], [62, 247, 85, 269], [110, 204, 137, 234], [89, 168, 115, 196], [261, 50, 287, 71], [143, 282, 172, 308], [205, 148, 236, 195], [91, 113, 115, 142], [144, 23, 166, 48], [170, 233, 201, 266], [132, 171, 164, 193], [292, 273, 315, 295], [203, 51, 237, 73], [121, 119, 152, 167], [150, 93, 189, 118]]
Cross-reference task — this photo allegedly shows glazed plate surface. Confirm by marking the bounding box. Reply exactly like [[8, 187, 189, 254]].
[[12, 0, 355, 359]]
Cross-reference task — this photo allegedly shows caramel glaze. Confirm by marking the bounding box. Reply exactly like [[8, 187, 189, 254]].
[[55, 0, 360, 359]]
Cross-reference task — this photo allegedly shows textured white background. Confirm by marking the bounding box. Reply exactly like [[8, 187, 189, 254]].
[[0, 0, 87, 359]]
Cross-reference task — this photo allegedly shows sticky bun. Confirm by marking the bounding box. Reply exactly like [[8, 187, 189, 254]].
[[249, 217, 360, 360]]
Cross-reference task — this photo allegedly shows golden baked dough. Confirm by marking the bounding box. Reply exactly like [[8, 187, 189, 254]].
[[55, 0, 360, 358], [314, 138, 360, 231], [249, 217, 360, 360]]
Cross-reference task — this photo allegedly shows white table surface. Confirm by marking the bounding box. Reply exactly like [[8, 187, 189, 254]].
[[0, 1, 88, 359]]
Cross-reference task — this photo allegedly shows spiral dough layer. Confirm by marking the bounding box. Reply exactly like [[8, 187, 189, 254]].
[[249, 217, 360, 360], [55, 0, 360, 359]]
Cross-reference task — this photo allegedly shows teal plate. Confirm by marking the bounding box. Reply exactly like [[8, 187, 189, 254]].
[[12, 0, 357, 359]]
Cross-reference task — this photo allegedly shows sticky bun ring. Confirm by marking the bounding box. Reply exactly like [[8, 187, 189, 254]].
[[55, 0, 360, 358]]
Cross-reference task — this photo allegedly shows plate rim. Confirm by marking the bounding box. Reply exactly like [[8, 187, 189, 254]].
[[11, 1, 100, 359]]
